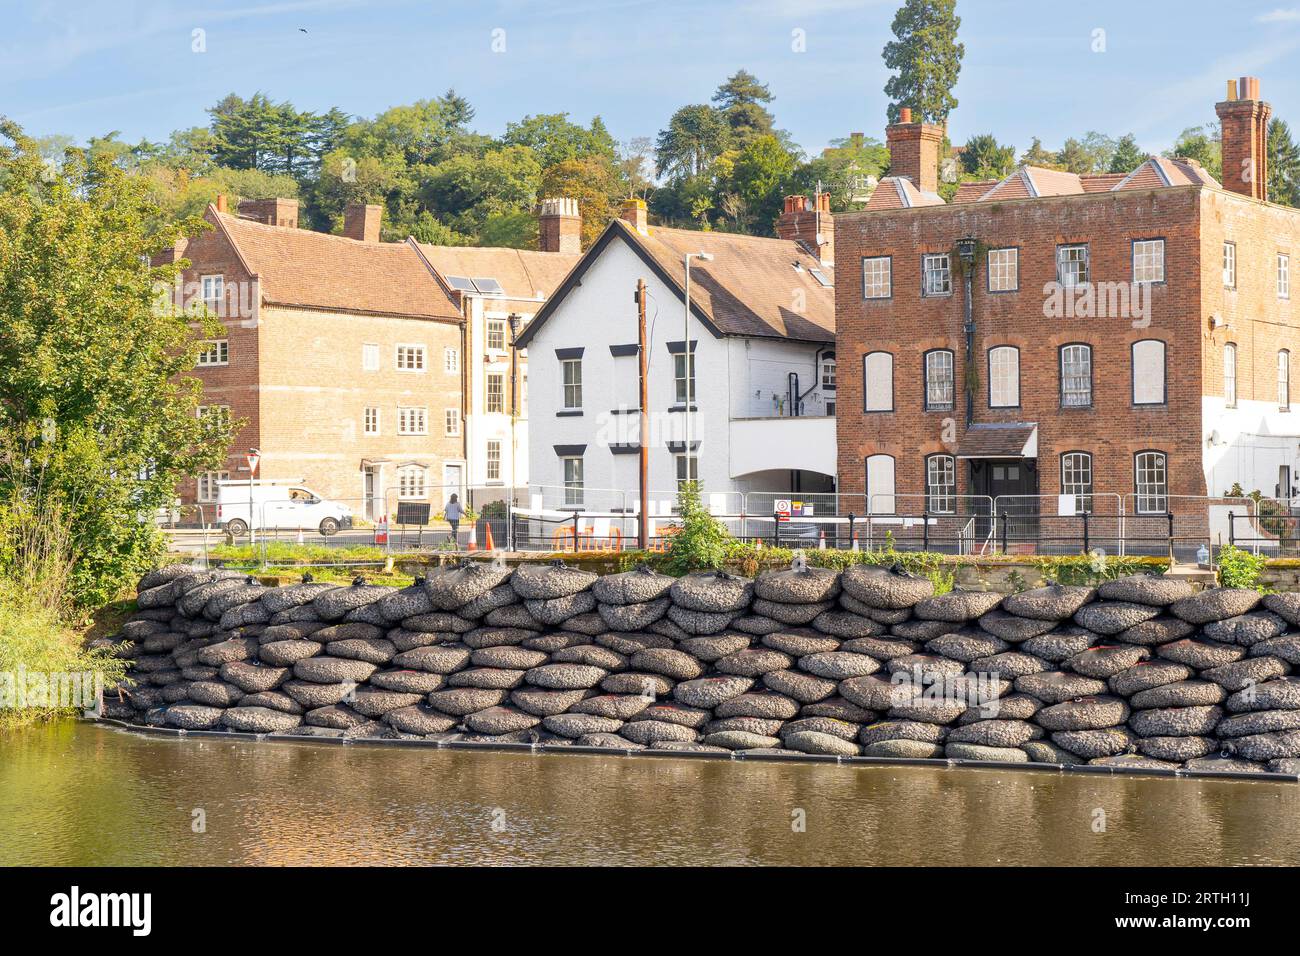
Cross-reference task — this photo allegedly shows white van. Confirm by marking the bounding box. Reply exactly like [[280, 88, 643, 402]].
[[216, 480, 355, 537]]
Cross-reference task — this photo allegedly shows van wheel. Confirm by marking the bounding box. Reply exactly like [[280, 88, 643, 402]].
[[319, 518, 339, 537], [226, 518, 249, 537]]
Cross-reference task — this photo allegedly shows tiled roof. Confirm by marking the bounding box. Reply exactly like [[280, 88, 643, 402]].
[[413, 242, 581, 306], [212, 207, 461, 321], [951, 180, 998, 204], [978, 166, 1084, 201], [1081, 172, 1127, 192], [864, 176, 946, 210], [956, 423, 1039, 459], [1112, 156, 1221, 191]]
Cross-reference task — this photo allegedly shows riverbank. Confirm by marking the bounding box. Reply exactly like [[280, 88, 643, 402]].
[[5, 720, 1299, 866]]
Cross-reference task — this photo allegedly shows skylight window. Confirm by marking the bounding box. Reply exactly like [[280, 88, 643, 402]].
[[445, 275, 477, 293], [473, 277, 506, 296], [810, 269, 832, 288]]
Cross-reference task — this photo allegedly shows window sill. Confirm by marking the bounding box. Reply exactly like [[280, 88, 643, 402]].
[[556, 410, 583, 417], [925, 406, 954, 413], [667, 405, 699, 413]]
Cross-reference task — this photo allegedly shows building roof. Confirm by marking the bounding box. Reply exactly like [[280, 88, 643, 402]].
[[951, 180, 998, 204], [923, 161, 1218, 210], [956, 423, 1039, 459], [209, 206, 462, 321], [516, 218, 836, 348], [1112, 156, 1221, 191], [864, 176, 947, 210], [412, 242, 581, 308]]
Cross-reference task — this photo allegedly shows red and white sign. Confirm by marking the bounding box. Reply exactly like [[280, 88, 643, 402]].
[[245, 453, 260, 475]]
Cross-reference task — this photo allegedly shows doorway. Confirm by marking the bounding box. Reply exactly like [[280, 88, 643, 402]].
[[442, 463, 465, 504], [970, 458, 1039, 544], [364, 464, 382, 520]]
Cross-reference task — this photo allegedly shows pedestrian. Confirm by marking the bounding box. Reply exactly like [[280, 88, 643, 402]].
[[444, 493, 464, 545]]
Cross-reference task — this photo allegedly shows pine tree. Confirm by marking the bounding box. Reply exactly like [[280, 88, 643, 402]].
[[882, 0, 964, 125]]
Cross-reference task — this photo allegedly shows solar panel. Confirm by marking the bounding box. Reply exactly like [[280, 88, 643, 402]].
[[472, 277, 506, 296], [445, 275, 477, 292], [810, 269, 832, 288]]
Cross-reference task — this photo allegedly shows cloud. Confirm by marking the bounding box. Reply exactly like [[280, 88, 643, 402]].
[[1256, 7, 1300, 21]]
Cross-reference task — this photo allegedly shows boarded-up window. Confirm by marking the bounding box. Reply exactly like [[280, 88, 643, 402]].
[[866, 454, 896, 514], [863, 352, 894, 412], [1132, 339, 1166, 405], [988, 346, 1019, 408]]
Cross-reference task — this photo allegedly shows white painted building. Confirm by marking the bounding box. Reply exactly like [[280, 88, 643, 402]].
[[515, 199, 838, 514]]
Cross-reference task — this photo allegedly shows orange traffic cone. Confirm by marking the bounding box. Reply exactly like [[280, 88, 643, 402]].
[[467, 522, 478, 552], [819, 528, 826, 550], [484, 520, 495, 551]]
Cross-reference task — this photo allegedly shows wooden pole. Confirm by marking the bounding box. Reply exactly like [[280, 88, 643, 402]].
[[637, 278, 650, 551]]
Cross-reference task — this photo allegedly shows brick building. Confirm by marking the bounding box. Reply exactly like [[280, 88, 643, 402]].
[[164, 198, 465, 522], [835, 80, 1300, 548]]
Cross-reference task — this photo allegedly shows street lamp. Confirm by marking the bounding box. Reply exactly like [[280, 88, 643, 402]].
[[683, 252, 713, 490]]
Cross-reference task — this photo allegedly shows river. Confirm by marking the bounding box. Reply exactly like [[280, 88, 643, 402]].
[[2, 721, 1297, 866]]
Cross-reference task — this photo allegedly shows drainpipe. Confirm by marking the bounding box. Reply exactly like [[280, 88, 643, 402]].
[[797, 346, 827, 414], [787, 372, 800, 417], [508, 313, 521, 490], [956, 237, 978, 428]]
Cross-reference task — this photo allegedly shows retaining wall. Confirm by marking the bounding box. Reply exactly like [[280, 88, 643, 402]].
[[101, 561, 1300, 775]]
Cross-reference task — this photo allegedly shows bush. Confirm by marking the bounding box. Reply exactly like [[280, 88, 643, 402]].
[[1217, 544, 1267, 590], [660, 483, 733, 575]]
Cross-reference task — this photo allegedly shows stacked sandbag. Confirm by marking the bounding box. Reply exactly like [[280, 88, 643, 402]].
[[102, 563, 1299, 773]]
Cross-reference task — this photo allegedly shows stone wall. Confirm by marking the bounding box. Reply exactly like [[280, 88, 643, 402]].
[[102, 561, 1300, 775]]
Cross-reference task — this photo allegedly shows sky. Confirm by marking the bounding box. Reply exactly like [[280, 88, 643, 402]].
[[6, 0, 1300, 159]]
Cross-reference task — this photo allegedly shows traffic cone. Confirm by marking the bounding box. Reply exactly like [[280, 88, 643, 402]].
[[851, 532, 860, 553], [484, 520, 495, 551], [467, 522, 478, 552], [296, 527, 304, 545]]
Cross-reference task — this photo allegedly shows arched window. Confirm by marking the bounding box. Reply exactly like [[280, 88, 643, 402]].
[[866, 454, 896, 514], [1131, 339, 1167, 405], [1060, 451, 1093, 514], [863, 352, 894, 412], [925, 454, 956, 514], [924, 349, 955, 411], [821, 352, 837, 391], [1280, 350, 1291, 411], [1134, 451, 1168, 515], [1224, 343, 1237, 408], [1059, 344, 1092, 407], [988, 346, 1020, 408], [397, 465, 427, 500]]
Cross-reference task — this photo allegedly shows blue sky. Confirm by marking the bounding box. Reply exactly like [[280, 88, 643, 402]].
[[6, 0, 1300, 157]]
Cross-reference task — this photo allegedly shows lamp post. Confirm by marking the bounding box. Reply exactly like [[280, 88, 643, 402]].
[[683, 252, 713, 489], [955, 237, 977, 428]]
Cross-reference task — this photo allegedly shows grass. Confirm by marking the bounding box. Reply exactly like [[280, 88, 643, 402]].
[[210, 542, 387, 564]]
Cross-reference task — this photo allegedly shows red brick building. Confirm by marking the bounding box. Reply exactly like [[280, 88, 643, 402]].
[[835, 80, 1300, 549]]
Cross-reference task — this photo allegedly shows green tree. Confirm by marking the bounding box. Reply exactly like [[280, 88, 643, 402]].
[[1108, 133, 1145, 174], [712, 69, 777, 147], [656, 104, 731, 179], [715, 134, 798, 234], [960, 133, 1015, 178], [1056, 132, 1115, 175], [882, 0, 964, 125], [540, 157, 621, 248], [1268, 117, 1300, 207], [1018, 137, 1062, 169], [1169, 124, 1222, 181], [0, 119, 230, 605], [502, 113, 616, 170]]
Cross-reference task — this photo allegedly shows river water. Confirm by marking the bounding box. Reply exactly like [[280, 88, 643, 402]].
[[2, 721, 1298, 866]]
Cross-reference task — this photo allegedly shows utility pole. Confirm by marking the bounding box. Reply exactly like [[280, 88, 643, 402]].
[[636, 279, 650, 550]]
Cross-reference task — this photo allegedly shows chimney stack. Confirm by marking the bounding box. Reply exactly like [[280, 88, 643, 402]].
[[885, 107, 945, 196], [238, 197, 299, 228], [776, 193, 834, 266], [215, 193, 228, 214], [619, 197, 648, 235], [538, 197, 582, 253], [343, 202, 382, 243], [1216, 75, 1271, 201]]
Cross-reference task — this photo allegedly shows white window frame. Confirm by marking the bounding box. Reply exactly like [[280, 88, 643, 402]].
[[862, 256, 892, 299], [196, 404, 231, 430], [1132, 239, 1165, 284], [197, 471, 229, 503], [444, 347, 460, 373], [444, 408, 460, 436], [1224, 342, 1237, 408], [821, 356, 837, 391], [673, 352, 696, 406], [925, 454, 956, 514], [1061, 452, 1093, 514], [1057, 244, 1089, 288], [486, 372, 505, 414], [486, 440, 502, 482], [921, 253, 952, 297], [987, 247, 1019, 292], [988, 346, 1020, 408], [1223, 241, 1236, 289], [486, 318, 507, 352], [197, 339, 229, 367], [1280, 253, 1291, 299], [397, 465, 427, 500], [200, 274, 224, 309], [362, 343, 380, 372], [925, 349, 954, 411], [1060, 344, 1092, 408], [1281, 350, 1291, 411], [863, 351, 894, 412], [562, 456, 584, 506], [1135, 451, 1168, 515], [562, 358, 583, 410], [396, 344, 426, 372], [363, 406, 380, 436], [675, 453, 700, 489], [397, 406, 428, 436]]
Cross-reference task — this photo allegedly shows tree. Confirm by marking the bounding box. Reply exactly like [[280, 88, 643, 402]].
[[716, 134, 798, 234], [792, 134, 890, 211], [502, 113, 617, 170], [1019, 137, 1062, 169], [960, 133, 1015, 178], [656, 104, 731, 179], [0, 120, 230, 605], [1169, 124, 1221, 182], [712, 69, 777, 147], [541, 157, 621, 248], [882, 0, 964, 125], [1268, 117, 1300, 208], [1108, 133, 1145, 174], [1056, 132, 1115, 175]]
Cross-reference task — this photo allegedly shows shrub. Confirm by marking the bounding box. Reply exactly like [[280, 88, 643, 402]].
[[660, 483, 733, 575], [1217, 544, 1267, 590]]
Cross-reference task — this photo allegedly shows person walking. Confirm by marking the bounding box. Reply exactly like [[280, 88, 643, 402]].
[[444, 493, 464, 547]]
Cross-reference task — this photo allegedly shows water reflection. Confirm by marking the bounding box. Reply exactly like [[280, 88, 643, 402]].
[[1, 722, 1297, 866]]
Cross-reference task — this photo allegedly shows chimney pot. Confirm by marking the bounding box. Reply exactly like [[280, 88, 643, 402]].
[[886, 111, 944, 196], [899, 107, 912, 123], [343, 202, 382, 243], [1227, 79, 1238, 101], [215, 194, 228, 214], [538, 197, 582, 253]]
